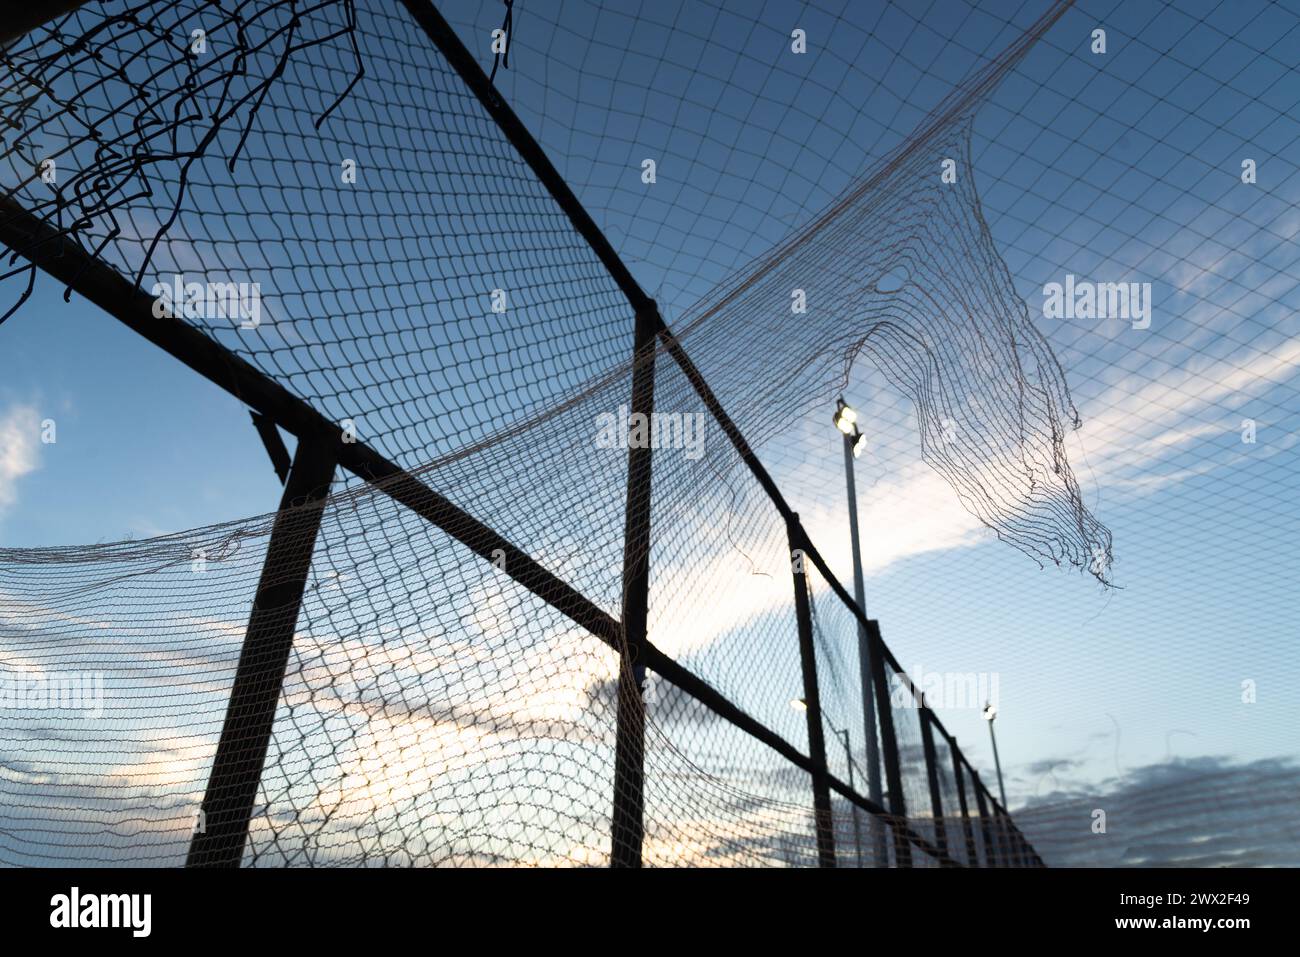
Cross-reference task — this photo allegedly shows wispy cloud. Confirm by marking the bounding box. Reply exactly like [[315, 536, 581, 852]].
[[1072, 336, 1300, 495]]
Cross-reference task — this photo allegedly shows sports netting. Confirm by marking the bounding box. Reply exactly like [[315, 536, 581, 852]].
[[5, 0, 1283, 867]]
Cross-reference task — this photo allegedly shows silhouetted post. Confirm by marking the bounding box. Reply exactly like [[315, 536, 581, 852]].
[[919, 707, 949, 861], [950, 740, 978, 866], [971, 771, 1001, 867], [998, 808, 1026, 866], [867, 619, 911, 866], [610, 306, 657, 868], [1009, 817, 1043, 867], [837, 727, 863, 866], [789, 519, 836, 867], [188, 437, 337, 867], [991, 804, 1014, 867]]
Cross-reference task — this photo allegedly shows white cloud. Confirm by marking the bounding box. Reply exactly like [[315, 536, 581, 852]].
[[1072, 336, 1300, 495], [0, 403, 40, 510]]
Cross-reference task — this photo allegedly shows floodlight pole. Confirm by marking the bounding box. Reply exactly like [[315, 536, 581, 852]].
[[986, 705, 1009, 809], [840, 409, 886, 865]]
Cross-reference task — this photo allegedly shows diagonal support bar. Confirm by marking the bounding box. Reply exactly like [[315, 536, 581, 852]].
[[250, 411, 292, 485], [397, 0, 655, 317], [187, 436, 338, 867]]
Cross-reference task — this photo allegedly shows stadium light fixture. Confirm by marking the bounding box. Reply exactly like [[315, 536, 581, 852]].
[[790, 697, 808, 711], [833, 398, 858, 435]]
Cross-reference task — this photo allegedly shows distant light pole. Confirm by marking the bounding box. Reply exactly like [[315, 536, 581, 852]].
[[833, 397, 885, 866], [983, 702, 1008, 809], [792, 698, 862, 867]]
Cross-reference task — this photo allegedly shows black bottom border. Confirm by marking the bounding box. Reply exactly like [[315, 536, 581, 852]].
[[0, 865, 1281, 944]]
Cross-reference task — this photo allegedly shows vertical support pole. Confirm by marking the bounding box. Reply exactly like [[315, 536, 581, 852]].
[[993, 801, 1015, 866], [919, 707, 949, 863], [840, 729, 863, 867], [842, 429, 886, 869], [867, 619, 911, 866], [1012, 819, 1042, 867], [610, 306, 657, 868], [971, 771, 1001, 867], [1024, 823, 1045, 867], [789, 519, 836, 868], [993, 807, 1013, 866], [187, 436, 338, 867], [950, 739, 978, 867], [993, 811, 1013, 868]]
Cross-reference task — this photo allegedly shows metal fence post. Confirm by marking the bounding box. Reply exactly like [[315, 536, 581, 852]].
[[610, 306, 657, 868], [866, 619, 911, 866], [919, 707, 949, 862], [998, 808, 1026, 866], [949, 738, 978, 866], [1000, 811, 1021, 865], [839, 728, 864, 866], [788, 519, 836, 867], [187, 437, 338, 867], [1011, 817, 1044, 867], [971, 771, 1001, 867]]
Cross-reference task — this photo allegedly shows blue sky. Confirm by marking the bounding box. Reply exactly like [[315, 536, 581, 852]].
[[1, 0, 1298, 864], [0, 279, 284, 543]]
